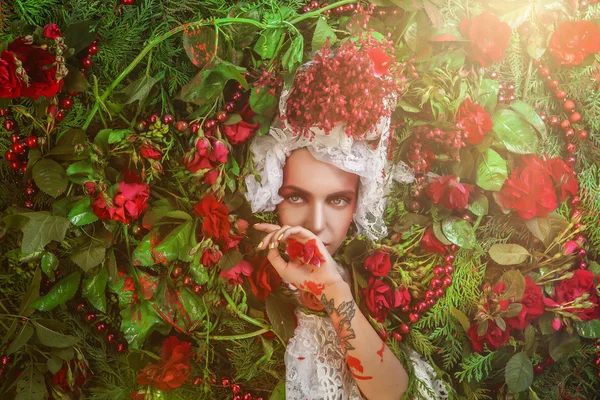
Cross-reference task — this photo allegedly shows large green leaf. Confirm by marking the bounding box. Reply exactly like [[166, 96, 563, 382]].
[[549, 330, 580, 362], [19, 212, 70, 254], [510, 100, 547, 139], [499, 270, 526, 301], [178, 68, 227, 106], [476, 148, 508, 191], [66, 160, 94, 184], [218, 250, 243, 271], [33, 320, 80, 348], [469, 193, 489, 217], [71, 239, 106, 272], [492, 109, 539, 154], [83, 266, 108, 312], [282, 35, 304, 72], [575, 319, 600, 339], [250, 84, 278, 115], [32, 159, 68, 198], [120, 299, 170, 349], [68, 197, 99, 226], [15, 365, 47, 400], [114, 72, 164, 105], [153, 221, 196, 262], [132, 229, 161, 266], [254, 28, 285, 59], [489, 244, 530, 265], [266, 295, 295, 343], [30, 272, 81, 311], [63, 19, 99, 55], [505, 352, 533, 393], [7, 321, 34, 355], [312, 17, 337, 51], [41, 252, 59, 281], [441, 217, 476, 249]]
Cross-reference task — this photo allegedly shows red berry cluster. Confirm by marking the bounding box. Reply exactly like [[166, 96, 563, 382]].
[[2, 111, 39, 174], [404, 125, 464, 174], [0, 354, 12, 380], [285, 34, 404, 139], [191, 375, 262, 400], [171, 266, 206, 296], [79, 39, 99, 72], [569, 0, 599, 9], [73, 301, 128, 353], [299, 1, 358, 16]]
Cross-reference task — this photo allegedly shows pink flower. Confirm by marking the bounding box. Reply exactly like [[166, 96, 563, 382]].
[[219, 260, 253, 285]]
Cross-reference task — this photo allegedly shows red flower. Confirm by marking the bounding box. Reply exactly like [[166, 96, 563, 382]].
[[92, 181, 150, 224], [286, 238, 325, 267], [496, 156, 557, 219], [545, 157, 578, 202], [223, 104, 260, 145], [457, 98, 493, 145], [219, 260, 253, 285], [426, 175, 473, 210], [364, 251, 392, 277], [183, 137, 229, 173], [248, 256, 281, 301], [363, 277, 409, 322], [204, 169, 220, 185], [367, 48, 391, 77], [553, 270, 600, 321], [201, 247, 222, 266], [7, 37, 64, 99], [420, 226, 447, 255], [0, 51, 21, 98], [140, 143, 162, 160], [43, 23, 62, 39], [549, 21, 600, 66], [83, 181, 96, 196], [136, 336, 193, 392], [459, 12, 512, 67], [505, 277, 545, 330], [467, 320, 510, 353], [193, 194, 231, 240]]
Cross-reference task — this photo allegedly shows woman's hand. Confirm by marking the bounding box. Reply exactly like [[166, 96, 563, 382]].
[[254, 223, 346, 297]]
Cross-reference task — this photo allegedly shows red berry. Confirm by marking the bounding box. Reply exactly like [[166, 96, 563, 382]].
[[433, 266, 445, 277], [409, 313, 419, 323], [80, 56, 93, 69], [221, 377, 231, 387], [25, 136, 38, 148], [4, 150, 17, 161], [4, 119, 15, 131], [86, 313, 97, 323], [190, 123, 201, 134], [19, 164, 27, 174], [106, 333, 116, 342], [176, 120, 189, 132], [569, 112, 582, 123], [533, 364, 544, 375], [445, 254, 455, 264], [549, 116, 560, 127], [75, 302, 87, 313], [122, 0, 135, 4], [577, 129, 588, 141], [11, 133, 20, 143], [560, 119, 571, 130], [539, 66, 550, 78], [555, 89, 567, 100], [232, 383, 241, 394], [1, 355, 11, 366], [183, 275, 193, 287], [24, 200, 34, 208], [204, 119, 217, 130], [161, 114, 174, 125], [194, 285, 205, 295], [392, 332, 403, 342], [399, 323, 410, 335], [430, 278, 442, 289], [243, 394, 253, 400], [59, 97, 73, 110], [563, 99, 576, 113], [11, 141, 25, 154], [442, 275, 453, 287], [96, 322, 107, 332], [445, 265, 454, 275], [9, 160, 21, 170], [567, 143, 576, 153], [87, 43, 99, 56], [225, 102, 236, 112], [55, 110, 66, 122], [172, 267, 184, 278], [148, 113, 160, 124], [547, 79, 559, 90], [216, 110, 228, 123], [193, 377, 203, 386], [116, 342, 127, 353]]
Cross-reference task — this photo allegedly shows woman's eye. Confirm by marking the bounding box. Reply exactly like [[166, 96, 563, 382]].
[[331, 198, 349, 206], [287, 195, 304, 204]]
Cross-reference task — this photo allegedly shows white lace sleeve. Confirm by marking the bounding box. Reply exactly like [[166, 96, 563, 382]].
[[284, 309, 449, 400]]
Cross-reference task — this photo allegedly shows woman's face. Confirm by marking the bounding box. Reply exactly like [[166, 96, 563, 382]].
[[276, 148, 359, 254]]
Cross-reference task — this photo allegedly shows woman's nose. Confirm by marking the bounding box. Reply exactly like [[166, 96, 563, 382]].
[[307, 201, 326, 234]]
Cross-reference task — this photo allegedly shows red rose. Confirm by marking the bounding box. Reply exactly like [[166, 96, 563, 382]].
[[363, 277, 408, 322], [234, 219, 249, 234], [92, 181, 150, 224], [8, 37, 64, 99], [496, 156, 557, 219], [545, 157, 578, 202], [248, 256, 282, 301], [364, 251, 392, 277], [426, 175, 473, 210], [467, 320, 510, 353], [83, 181, 96, 196], [204, 169, 220, 185], [286, 238, 325, 267], [219, 260, 253, 285], [43, 23, 62, 39], [367, 48, 391, 77], [457, 98, 493, 145], [549, 21, 600, 66], [140, 143, 162, 160], [210, 140, 229, 163], [553, 270, 600, 321], [223, 104, 260, 145], [193, 194, 231, 240], [420, 226, 447, 255], [459, 12, 512, 67], [0, 51, 21, 98], [183, 137, 228, 173], [201, 247, 222, 266], [136, 336, 193, 392], [505, 276, 545, 330]]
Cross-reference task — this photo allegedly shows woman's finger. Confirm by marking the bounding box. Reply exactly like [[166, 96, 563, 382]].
[[270, 225, 292, 248], [266, 245, 289, 276], [257, 229, 278, 251], [278, 226, 312, 243], [253, 223, 281, 233]]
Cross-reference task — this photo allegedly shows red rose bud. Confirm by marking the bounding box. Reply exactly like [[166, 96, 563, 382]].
[[140, 143, 162, 160], [201, 248, 222, 266], [234, 219, 249, 234], [136, 336, 193, 392], [457, 98, 493, 145], [286, 238, 325, 267], [223, 104, 259, 145], [203, 169, 220, 185], [562, 240, 579, 255], [219, 260, 253, 285], [43, 23, 62, 39], [83, 181, 96, 195], [194, 194, 231, 240], [209, 140, 229, 164], [364, 251, 392, 277], [247, 256, 281, 301], [549, 21, 600, 66], [426, 175, 473, 211], [363, 277, 409, 322], [459, 12, 512, 67], [0, 51, 21, 98], [552, 317, 563, 331], [467, 320, 510, 353]]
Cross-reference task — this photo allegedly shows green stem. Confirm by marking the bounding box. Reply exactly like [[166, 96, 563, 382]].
[[288, 0, 356, 25], [220, 288, 269, 330], [196, 328, 270, 341]]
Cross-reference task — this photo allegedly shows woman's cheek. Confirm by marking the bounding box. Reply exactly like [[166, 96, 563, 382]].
[[276, 203, 307, 227]]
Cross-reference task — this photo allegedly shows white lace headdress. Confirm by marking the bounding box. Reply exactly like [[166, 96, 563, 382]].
[[244, 84, 414, 240]]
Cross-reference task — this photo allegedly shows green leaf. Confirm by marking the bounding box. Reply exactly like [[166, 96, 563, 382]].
[[153, 221, 196, 263], [66, 160, 93, 184], [476, 148, 508, 191], [254, 28, 285, 59], [15, 365, 47, 400], [19, 212, 70, 254], [132, 229, 160, 266], [63, 19, 99, 55], [142, 198, 177, 228], [499, 270, 526, 301], [452, 148, 475, 180], [525, 217, 551, 244], [574, 319, 600, 339], [107, 129, 132, 144], [7, 321, 34, 355], [469, 193, 489, 217], [51, 347, 75, 361], [269, 380, 286, 400], [282, 35, 304, 72], [83, 267, 108, 312], [189, 256, 209, 285], [549, 331, 580, 362], [114, 73, 164, 105], [510, 100, 547, 139], [478, 79, 500, 113], [524, 325, 536, 356], [46, 356, 63, 374], [32, 159, 68, 198], [218, 250, 243, 271], [505, 352, 533, 393], [57, 128, 86, 147], [489, 244, 530, 265], [178, 68, 226, 105], [249, 84, 278, 116], [30, 272, 81, 311], [266, 295, 296, 343], [63, 65, 90, 93], [451, 307, 471, 333], [120, 299, 170, 349], [441, 217, 476, 249], [41, 252, 58, 281], [71, 239, 106, 272], [182, 25, 219, 68], [492, 109, 539, 154], [68, 197, 99, 226], [312, 17, 337, 51], [33, 320, 80, 348]]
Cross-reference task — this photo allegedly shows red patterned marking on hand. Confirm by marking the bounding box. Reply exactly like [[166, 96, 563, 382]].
[[346, 355, 373, 380], [303, 280, 325, 296], [377, 342, 385, 362]]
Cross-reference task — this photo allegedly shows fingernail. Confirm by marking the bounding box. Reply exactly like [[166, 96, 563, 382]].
[[269, 242, 276, 249], [277, 233, 284, 241], [257, 241, 263, 249], [253, 223, 260, 227]]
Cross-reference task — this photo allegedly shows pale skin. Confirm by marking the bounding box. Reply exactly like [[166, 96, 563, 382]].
[[254, 148, 409, 400]]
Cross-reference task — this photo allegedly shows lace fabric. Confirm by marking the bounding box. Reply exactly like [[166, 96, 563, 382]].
[[285, 309, 449, 400]]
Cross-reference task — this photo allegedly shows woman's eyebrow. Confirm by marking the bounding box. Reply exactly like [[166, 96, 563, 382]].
[[279, 185, 309, 194], [327, 190, 356, 198]]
